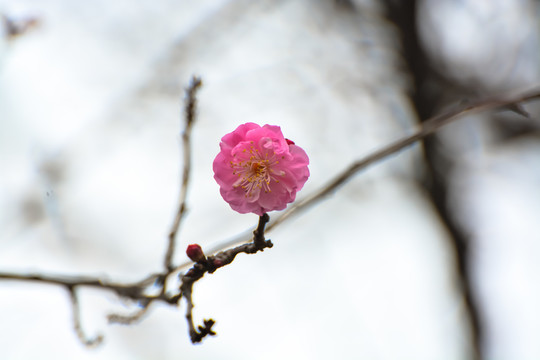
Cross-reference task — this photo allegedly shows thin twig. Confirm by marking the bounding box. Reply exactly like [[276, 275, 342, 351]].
[[107, 299, 153, 325], [67, 286, 103, 347], [164, 76, 203, 272], [0, 272, 173, 304], [269, 90, 540, 229], [180, 271, 215, 343], [179, 214, 272, 343]]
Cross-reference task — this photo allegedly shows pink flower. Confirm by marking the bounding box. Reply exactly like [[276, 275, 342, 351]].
[[213, 123, 309, 215]]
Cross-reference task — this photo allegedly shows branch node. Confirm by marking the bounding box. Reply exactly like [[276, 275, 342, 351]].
[[505, 103, 530, 118]]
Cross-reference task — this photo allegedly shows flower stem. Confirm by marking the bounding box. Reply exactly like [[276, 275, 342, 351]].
[[253, 213, 270, 248]]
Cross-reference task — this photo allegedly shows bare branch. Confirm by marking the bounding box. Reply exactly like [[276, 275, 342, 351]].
[[0, 212, 272, 346], [180, 275, 215, 343], [164, 76, 203, 272], [179, 214, 272, 343], [67, 286, 103, 347], [0, 272, 174, 304], [270, 90, 540, 229], [107, 299, 153, 325], [1, 13, 40, 40]]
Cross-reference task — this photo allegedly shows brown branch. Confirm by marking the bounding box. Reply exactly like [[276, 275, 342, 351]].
[[0, 272, 139, 297], [67, 285, 103, 347], [164, 76, 203, 272], [107, 299, 153, 325], [0, 214, 272, 345], [179, 213, 272, 343], [180, 272, 215, 343], [0, 272, 176, 306], [270, 90, 540, 229]]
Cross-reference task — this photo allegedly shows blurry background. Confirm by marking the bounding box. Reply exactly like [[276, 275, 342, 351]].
[[0, 0, 539, 359]]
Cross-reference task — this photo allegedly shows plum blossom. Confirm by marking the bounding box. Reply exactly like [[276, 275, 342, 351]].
[[213, 123, 309, 215]]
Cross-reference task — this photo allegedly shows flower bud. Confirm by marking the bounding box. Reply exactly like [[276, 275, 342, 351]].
[[186, 244, 206, 262], [213, 259, 224, 268]]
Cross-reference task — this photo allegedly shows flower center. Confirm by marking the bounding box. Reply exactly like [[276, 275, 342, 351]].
[[230, 144, 280, 197]]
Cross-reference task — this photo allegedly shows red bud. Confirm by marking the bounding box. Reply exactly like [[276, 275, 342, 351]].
[[186, 244, 205, 262]]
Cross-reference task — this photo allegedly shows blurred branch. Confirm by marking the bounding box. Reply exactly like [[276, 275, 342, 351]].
[[107, 299, 152, 325], [383, 2, 515, 358], [272, 91, 540, 226], [67, 285, 104, 347], [0, 272, 160, 301], [1, 13, 40, 40], [164, 76, 202, 272]]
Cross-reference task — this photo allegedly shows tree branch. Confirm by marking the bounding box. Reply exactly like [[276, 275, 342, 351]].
[[67, 285, 103, 347], [270, 90, 540, 228], [107, 299, 153, 325], [179, 213, 272, 343], [0, 213, 273, 344], [0, 272, 172, 303], [164, 76, 203, 272]]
